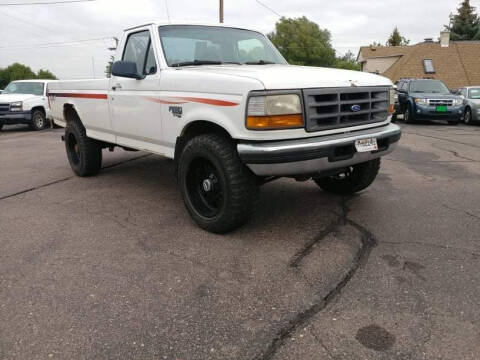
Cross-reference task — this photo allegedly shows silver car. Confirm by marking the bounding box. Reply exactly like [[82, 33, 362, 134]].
[[459, 87, 480, 124]]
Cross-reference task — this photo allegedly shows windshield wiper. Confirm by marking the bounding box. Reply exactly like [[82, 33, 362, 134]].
[[170, 60, 223, 67], [245, 60, 275, 65], [170, 60, 243, 67]]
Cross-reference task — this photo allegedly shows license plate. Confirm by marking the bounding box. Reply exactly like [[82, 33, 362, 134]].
[[436, 106, 447, 112], [355, 138, 378, 152]]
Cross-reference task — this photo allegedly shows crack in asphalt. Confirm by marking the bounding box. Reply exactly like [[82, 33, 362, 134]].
[[0, 154, 152, 202], [380, 240, 480, 258], [442, 204, 480, 220], [431, 143, 478, 162], [402, 131, 480, 150], [253, 197, 377, 360]]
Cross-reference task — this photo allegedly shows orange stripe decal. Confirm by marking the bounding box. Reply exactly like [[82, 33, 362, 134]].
[[145, 97, 187, 105], [146, 96, 239, 107], [176, 97, 239, 106], [49, 92, 108, 100]]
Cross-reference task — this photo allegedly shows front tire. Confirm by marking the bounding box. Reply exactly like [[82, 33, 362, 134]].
[[404, 105, 415, 124], [65, 121, 102, 177], [178, 134, 259, 233], [464, 108, 472, 124], [314, 158, 381, 195], [29, 109, 47, 131]]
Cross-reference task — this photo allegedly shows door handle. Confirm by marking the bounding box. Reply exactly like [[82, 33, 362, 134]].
[[112, 83, 122, 90]]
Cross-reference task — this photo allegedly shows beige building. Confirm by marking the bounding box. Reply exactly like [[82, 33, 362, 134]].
[[357, 32, 480, 89]]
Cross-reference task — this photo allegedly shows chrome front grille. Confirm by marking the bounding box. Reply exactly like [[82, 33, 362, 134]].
[[0, 103, 9, 114], [303, 87, 390, 132], [428, 99, 453, 106]]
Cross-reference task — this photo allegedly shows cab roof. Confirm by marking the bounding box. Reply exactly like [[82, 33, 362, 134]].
[[125, 22, 260, 33]]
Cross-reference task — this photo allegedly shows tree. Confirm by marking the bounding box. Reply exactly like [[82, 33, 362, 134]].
[[105, 55, 115, 78], [335, 50, 361, 71], [37, 69, 57, 80], [386, 27, 410, 46], [105, 37, 119, 78], [0, 63, 57, 89], [446, 0, 480, 40], [268, 16, 336, 67]]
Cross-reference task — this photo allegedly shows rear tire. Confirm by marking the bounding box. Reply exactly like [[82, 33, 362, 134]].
[[178, 133, 259, 233], [29, 109, 47, 131], [314, 158, 381, 195], [65, 120, 102, 177]]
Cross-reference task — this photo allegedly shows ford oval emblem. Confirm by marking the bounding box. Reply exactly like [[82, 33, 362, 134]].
[[351, 104, 361, 112]]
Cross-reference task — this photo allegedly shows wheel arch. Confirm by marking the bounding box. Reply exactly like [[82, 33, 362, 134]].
[[175, 120, 233, 160], [31, 106, 46, 116], [63, 103, 85, 129]]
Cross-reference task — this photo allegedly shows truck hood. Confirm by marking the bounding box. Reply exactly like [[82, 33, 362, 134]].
[[182, 64, 392, 89], [0, 94, 38, 102]]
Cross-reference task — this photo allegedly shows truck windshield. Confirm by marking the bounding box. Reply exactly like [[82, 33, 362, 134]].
[[410, 80, 449, 94], [468, 88, 480, 99], [158, 25, 287, 67], [3, 82, 44, 95]]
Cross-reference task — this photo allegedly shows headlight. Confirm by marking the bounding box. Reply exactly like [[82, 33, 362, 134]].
[[415, 98, 428, 106], [389, 89, 395, 114], [453, 98, 463, 106], [247, 94, 303, 130], [10, 101, 23, 112]]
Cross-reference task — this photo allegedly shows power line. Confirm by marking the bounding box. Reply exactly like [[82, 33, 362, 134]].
[[0, 0, 94, 5], [0, 36, 114, 50], [254, 0, 281, 17], [164, 0, 170, 23]]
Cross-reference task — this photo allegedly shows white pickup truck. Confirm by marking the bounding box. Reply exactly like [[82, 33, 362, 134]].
[[0, 79, 55, 131], [49, 23, 401, 233]]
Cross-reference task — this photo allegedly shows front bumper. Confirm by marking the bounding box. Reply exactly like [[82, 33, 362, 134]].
[[0, 111, 32, 125], [414, 104, 463, 120], [238, 123, 401, 176]]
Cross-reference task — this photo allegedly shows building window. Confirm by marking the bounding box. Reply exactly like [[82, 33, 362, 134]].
[[423, 59, 435, 74]]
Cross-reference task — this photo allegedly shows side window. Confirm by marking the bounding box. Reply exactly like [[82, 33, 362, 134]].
[[122, 30, 157, 75]]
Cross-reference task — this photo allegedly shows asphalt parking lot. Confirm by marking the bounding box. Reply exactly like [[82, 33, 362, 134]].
[[0, 122, 479, 360]]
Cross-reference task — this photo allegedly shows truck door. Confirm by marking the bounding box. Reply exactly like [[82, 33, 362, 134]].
[[109, 28, 163, 152]]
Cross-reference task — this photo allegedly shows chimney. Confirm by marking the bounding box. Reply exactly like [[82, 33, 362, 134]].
[[440, 31, 450, 47]]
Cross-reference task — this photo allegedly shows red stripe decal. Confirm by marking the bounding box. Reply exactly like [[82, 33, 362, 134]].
[[49, 92, 108, 100]]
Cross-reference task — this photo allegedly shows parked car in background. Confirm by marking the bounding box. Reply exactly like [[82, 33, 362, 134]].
[[458, 86, 480, 125], [396, 79, 464, 125], [0, 79, 55, 131]]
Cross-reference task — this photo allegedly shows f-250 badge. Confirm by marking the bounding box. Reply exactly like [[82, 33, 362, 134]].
[[169, 106, 183, 118]]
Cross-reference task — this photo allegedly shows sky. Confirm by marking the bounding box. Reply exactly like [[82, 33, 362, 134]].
[[0, 0, 476, 79]]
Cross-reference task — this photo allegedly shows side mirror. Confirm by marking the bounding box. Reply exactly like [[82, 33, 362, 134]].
[[111, 61, 145, 80]]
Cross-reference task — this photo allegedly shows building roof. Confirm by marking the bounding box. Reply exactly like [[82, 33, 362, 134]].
[[358, 41, 480, 88]]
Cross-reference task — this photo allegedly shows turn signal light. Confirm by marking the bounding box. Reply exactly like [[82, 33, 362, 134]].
[[246, 114, 304, 130], [388, 104, 395, 114]]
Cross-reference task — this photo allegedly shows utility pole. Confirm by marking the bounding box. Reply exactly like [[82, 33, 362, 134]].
[[219, 0, 224, 23]]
